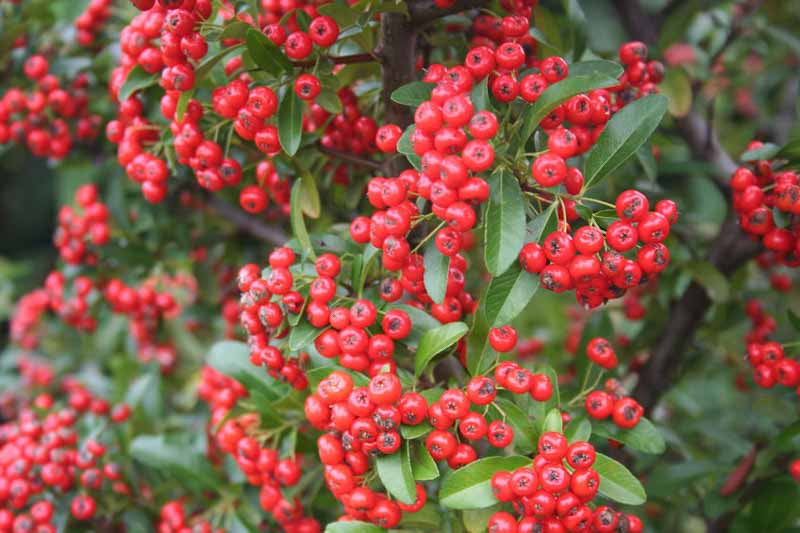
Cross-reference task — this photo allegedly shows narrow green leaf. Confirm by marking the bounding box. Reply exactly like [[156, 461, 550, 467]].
[[278, 89, 303, 156], [636, 143, 658, 182], [423, 242, 450, 305], [415, 322, 469, 377], [542, 408, 563, 434], [594, 453, 647, 505], [439, 456, 531, 509], [175, 89, 195, 123], [401, 421, 433, 440], [290, 178, 315, 259], [208, 341, 283, 402], [584, 94, 668, 187], [750, 479, 800, 530], [484, 169, 526, 276], [316, 87, 342, 114], [471, 77, 492, 112], [390, 81, 435, 107], [375, 441, 416, 504], [325, 522, 383, 533], [386, 304, 441, 349], [118, 66, 157, 102], [788, 309, 800, 332], [741, 142, 780, 162], [410, 441, 439, 481], [397, 124, 422, 169], [398, 503, 441, 529], [483, 263, 539, 327], [564, 417, 592, 443], [219, 21, 252, 41], [245, 28, 293, 75], [592, 417, 666, 455], [195, 43, 245, 80], [288, 320, 318, 352], [518, 71, 619, 144], [130, 435, 221, 491], [568, 60, 624, 79], [491, 398, 536, 453], [660, 68, 692, 117], [297, 169, 321, 218]]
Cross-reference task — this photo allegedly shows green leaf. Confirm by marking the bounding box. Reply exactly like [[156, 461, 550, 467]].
[[636, 143, 658, 182], [415, 322, 469, 377], [118, 66, 157, 102], [278, 89, 303, 156], [741, 142, 780, 162], [398, 503, 441, 530], [375, 441, 416, 504], [386, 304, 441, 349], [423, 242, 450, 305], [245, 28, 293, 76], [482, 263, 539, 327], [324, 522, 383, 533], [518, 71, 620, 145], [401, 421, 433, 440], [568, 60, 624, 79], [542, 408, 563, 434], [491, 398, 536, 453], [660, 68, 692, 117], [390, 81, 435, 107], [584, 94, 668, 187], [306, 366, 369, 389], [130, 435, 221, 491], [471, 77, 492, 112], [195, 43, 245, 80], [592, 417, 666, 455], [353, 244, 380, 296], [484, 169, 526, 276], [316, 87, 342, 114], [564, 417, 592, 443], [687, 261, 729, 303], [220, 21, 252, 41], [777, 138, 800, 161], [397, 124, 422, 169], [208, 341, 283, 402], [297, 169, 321, 218], [410, 441, 439, 481], [749, 479, 800, 530], [593, 453, 647, 505], [439, 456, 531, 509], [788, 310, 800, 332], [288, 320, 318, 352], [175, 89, 194, 123], [290, 178, 315, 259]]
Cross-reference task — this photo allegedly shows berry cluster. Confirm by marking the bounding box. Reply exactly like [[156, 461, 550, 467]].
[[584, 380, 644, 430], [103, 275, 188, 373], [0, 382, 131, 529], [74, 0, 113, 47], [519, 190, 677, 308], [157, 500, 221, 533], [731, 143, 800, 272], [744, 300, 799, 393], [487, 432, 643, 533], [0, 54, 101, 159], [53, 184, 110, 265], [9, 272, 98, 350]]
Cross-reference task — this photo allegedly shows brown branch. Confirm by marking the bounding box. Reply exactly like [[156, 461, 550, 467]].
[[205, 194, 287, 245], [616, 0, 762, 412], [319, 145, 383, 171], [408, 0, 485, 23]]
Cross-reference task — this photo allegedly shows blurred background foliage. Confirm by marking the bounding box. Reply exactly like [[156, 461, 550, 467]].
[[2, 0, 800, 531]]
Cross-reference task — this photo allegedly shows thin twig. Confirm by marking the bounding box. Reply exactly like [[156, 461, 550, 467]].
[[205, 193, 287, 245], [319, 145, 383, 171]]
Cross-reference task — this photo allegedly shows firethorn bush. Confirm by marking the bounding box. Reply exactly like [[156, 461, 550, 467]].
[[2, 0, 800, 531]]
